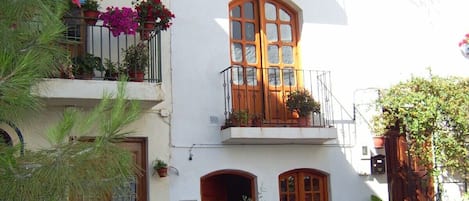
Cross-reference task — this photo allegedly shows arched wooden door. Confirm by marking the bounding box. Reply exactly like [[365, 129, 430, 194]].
[[279, 169, 329, 201], [229, 0, 300, 124], [201, 170, 256, 201]]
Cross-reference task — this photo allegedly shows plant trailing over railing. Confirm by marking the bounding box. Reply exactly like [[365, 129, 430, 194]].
[[372, 71, 469, 178], [99, 6, 139, 37], [132, 0, 175, 31]]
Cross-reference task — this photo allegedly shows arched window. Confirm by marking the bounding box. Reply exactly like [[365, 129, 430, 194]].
[[279, 169, 329, 201], [229, 0, 300, 124]]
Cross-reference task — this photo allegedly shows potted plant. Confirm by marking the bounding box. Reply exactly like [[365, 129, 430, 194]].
[[99, 6, 138, 37], [286, 89, 320, 127], [123, 42, 148, 82], [72, 53, 105, 80], [372, 135, 385, 149], [103, 59, 126, 80], [132, 0, 175, 39], [153, 158, 168, 177], [82, 0, 101, 25], [227, 110, 249, 127], [250, 113, 262, 127]]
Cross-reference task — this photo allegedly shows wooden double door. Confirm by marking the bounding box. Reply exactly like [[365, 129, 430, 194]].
[[229, 0, 301, 124], [279, 169, 329, 201]]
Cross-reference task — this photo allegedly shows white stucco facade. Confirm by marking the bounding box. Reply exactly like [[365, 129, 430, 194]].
[[168, 0, 469, 201]]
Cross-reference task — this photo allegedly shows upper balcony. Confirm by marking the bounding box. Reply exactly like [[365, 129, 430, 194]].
[[33, 9, 164, 109], [220, 67, 338, 144]]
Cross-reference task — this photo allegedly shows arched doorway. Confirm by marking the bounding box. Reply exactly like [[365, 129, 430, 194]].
[[201, 170, 256, 201]]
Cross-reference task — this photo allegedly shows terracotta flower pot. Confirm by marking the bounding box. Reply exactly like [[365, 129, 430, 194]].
[[83, 10, 100, 26], [129, 70, 144, 82], [373, 136, 385, 149], [156, 167, 168, 177], [298, 116, 311, 127]]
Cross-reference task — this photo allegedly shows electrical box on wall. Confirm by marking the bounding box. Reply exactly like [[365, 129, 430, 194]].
[[371, 154, 386, 174]]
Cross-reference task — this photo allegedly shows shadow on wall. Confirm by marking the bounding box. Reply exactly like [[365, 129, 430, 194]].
[[299, 0, 348, 25]]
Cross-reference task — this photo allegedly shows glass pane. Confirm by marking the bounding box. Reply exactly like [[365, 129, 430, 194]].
[[268, 45, 279, 64], [280, 24, 292, 42], [313, 178, 320, 191], [288, 176, 295, 192], [304, 176, 311, 191], [280, 9, 290, 21], [269, 67, 280, 86], [246, 67, 257, 86], [282, 46, 293, 64], [265, 3, 276, 20], [246, 45, 257, 64], [305, 193, 313, 201], [112, 177, 136, 201], [289, 194, 296, 201], [245, 22, 255, 41], [231, 43, 243, 62], [280, 178, 287, 192], [313, 193, 320, 201], [231, 21, 241, 40], [283, 68, 295, 86], [267, 23, 278, 41], [281, 194, 287, 201], [231, 6, 240, 18], [244, 2, 254, 19], [232, 66, 244, 85]]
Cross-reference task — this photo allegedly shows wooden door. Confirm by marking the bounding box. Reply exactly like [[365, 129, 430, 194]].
[[385, 130, 434, 201], [114, 138, 148, 201], [76, 137, 148, 201], [229, 0, 300, 124], [279, 170, 328, 201]]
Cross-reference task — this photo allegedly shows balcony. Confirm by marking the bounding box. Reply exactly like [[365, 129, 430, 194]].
[[220, 67, 338, 144], [34, 11, 164, 108]]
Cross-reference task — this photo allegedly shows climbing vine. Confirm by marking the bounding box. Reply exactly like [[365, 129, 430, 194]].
[[373, 74, 469, 177]]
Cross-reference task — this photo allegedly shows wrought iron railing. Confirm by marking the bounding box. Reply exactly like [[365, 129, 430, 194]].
[[60, 12, 162, 83], [220, 66, 335, 128]]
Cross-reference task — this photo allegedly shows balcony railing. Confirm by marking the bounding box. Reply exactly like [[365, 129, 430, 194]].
[[221, 66, 335, 128], [60, 11, 162, 83]]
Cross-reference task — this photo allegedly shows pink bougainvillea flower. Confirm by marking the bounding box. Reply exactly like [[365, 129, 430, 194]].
[[71, 0, 81, 8]]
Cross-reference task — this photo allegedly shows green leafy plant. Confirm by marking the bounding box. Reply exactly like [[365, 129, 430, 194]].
[[372, 73, 469, 178], [82, 0, 100, 11], [228, 110, 249, 127], [153, 158, 168, 170], [0, 79, 143, 200], [72, 53, 105, 78], [104, 58, 126, 80], [286, 89, 320, 117], [123, 42, 149, 72]]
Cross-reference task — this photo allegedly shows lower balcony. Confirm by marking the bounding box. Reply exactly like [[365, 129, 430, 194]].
[[220, 67, 338, 144]]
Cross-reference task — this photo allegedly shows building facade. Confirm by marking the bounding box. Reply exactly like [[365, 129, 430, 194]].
[[4, 0, 469, 200]]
